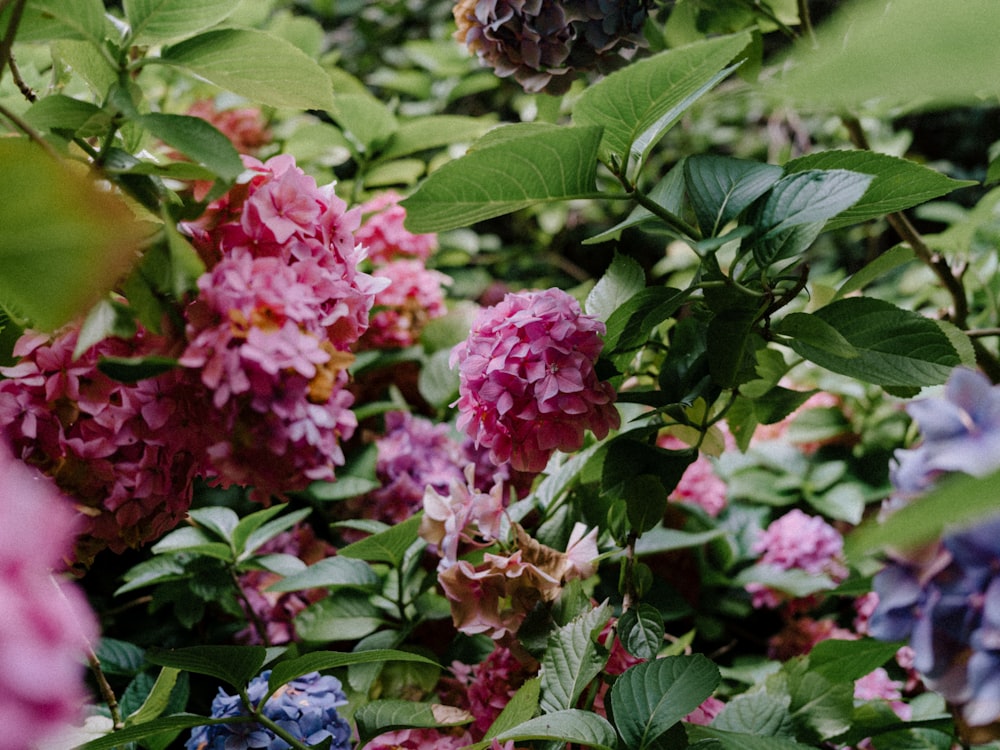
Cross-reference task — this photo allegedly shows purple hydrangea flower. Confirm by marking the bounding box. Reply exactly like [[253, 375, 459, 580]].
[[186, 670, 351, 750]]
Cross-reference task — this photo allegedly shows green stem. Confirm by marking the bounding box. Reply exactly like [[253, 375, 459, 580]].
[[629, 189, 702, 242], [254, 711, 316, 750]]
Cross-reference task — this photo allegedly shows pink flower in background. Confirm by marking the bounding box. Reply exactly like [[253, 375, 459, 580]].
[[855, 668, 910, 720], [0, 436, 98, 749], [451, 288, 620, 473], [746, 508, 847, 609], [658, 432, 733, 518], [767, 619, 856, 661], [186, 100, 272, 155], [685, 695, 726, 725], [451, 646, 537, 736], [0, 325, 204, 564], [355, 190, 437, 264], [179, 154, 385, 497], [362, 728, 475, 750], [359, 259, 451, 349]]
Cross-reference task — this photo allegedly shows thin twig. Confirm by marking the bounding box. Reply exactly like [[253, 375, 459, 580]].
[[0, 100, 60, 158], [9, 49, 35, 101]]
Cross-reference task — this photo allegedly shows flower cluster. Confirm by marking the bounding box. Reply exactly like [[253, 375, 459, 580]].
[[355, 190, 438, 265], [448, 646, 538, 735], [437, 522, 598, 638], [451, 287, 620, 473], [658, 430, 733, 518], [421, 464, 507, 568], [180, 154, 385, 497], [362, 728, 475, 750], [452, 0, 652, 94], [187, 670, 351, 750], [0, 326, 204, 563], [359, 259, 451, 349], [0, 437, 97, 749], [869, 368, 1000, 727], [745, 508, 847, 609]]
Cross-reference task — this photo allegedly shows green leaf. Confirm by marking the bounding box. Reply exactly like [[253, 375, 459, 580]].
[[634, 527, 726, 555], [707, 306, 761, 388], [834, 244, 916, 300], [115, 555, 188, 595], [773, 312, 858, 359], [684, 155, 783, 237], [769, 0, 1000, 112], [74, 714, 228, 750], [711, 689, 794, 736], [783, 297, 962, 388], [618, 603, 666, 660], [23, 95, 110, 136], [400, 124, 602, 233], [467, 710, 618, 750], [337, 513, 422, 567], [16, 0, 107, 45], [808, 638, 902, 682], [188, 506, 240, 543], [785, 151, 976, 230], [160, 29, 335, 110], [780, 660, 855, 742], [483, 677, 541, 741], [540, 602, 612, 713], [96, 355, 179, 383], [124, 0, 237, 43], [0, 140, 144, 331], [745, 170, 873, 267], [611, 655, 721, 749], [265, 556, 378, 592], [238, 506, 313, 558], [585, 252, 646, 323], [125, 667, 181, 726], [846, 467, 1000, 559], [355, 700, 472, 745], [149, 526, 232, 560], [145, 645, 267, 689], [266, 649, 439, 696], [229, 503, 304, 556], [137, 113, 243, 181], [603, 287, 690, 354], [574, 32, 751, 175], [733, 564, 837, 598], [686, 724, 815, 750], [623, 474, 669, 535], [94, 638, 147, 676], [329, 93, 398, 154], [376, 115, 497, 162], [294, 590, 386, 643]]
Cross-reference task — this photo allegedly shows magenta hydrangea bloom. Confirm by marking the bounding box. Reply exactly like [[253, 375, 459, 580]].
[[0, 436, 98, 749], [180, 154, 386, 496], [355, 190, 438, 265], [359, 259, 451, 349], [451, 288, 620, 473], [746, 508, 847, 609], [362, 728, 475, 750], [0, 325, 204, 563]]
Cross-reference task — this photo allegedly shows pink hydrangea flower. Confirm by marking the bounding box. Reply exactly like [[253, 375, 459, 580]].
[[685, 695, 726, 725], [451, 288, 620, 473], [359, 259, 451, 349], [449, 646, 538, 736], [658, 432, 733, 518], [0, 436, 98, 748], [362, 728, 475, 750], [355, 190, 438, 264], [855, 668, 910, 719], [746, 508, 847, 609], [186, 100, 272, 156], [179, 154, 386, 496], [0, 325, 204, 564]]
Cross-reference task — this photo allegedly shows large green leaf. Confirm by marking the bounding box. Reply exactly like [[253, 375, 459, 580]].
[[783, 297, 964, 388], [784, 151, 976, 230], [684, 155, 783, 237], [573, 32, 751, 176], [0, 140, 144, 330], [711, 689, 794, 736], [483, 678, 541, 741], [400, 124, 603, 232], [16, 0, 107, 45], [540, 602, 612, 713], [808, 638, 902, 682], [770, 0, 1000, 112], [686, 724, 816, 750], [618, 603, 666, 661], [160, 29, 335, 110], [137, 113, 243, 181], [124, 0, 237, 43], [328, 93, 398, 154], [376, 115, 498, 162], [467, 710, 618, 750], [75, 714, 229, 750], [145, 645, 266, 690], [585, 252, 646, 323], [294, 590, 386, 643], [354, 700, 471, 745], [610, 655, 721, 749], [267, 649, 439, 696], [265, 556, 378, 592], [337, 513, 422, 567]]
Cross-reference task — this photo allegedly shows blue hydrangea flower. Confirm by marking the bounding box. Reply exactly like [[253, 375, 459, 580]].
[[187, 670, 352, 750], [889, 367, 1000, 502]]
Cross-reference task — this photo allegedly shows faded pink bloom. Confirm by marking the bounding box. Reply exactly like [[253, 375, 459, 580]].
[[421, 464, 507, 568], [658, 432, 733, 518], [685, 695, 726, 725], [355, 190, 438, 264], [0, 437, 98, 748], [0, 325, 204, 564], [753, 388, 844, 451], [855, 668, 910, 720], [361, 728, 474, 749], [359, 259, 451, 349], [746, 508, 847, 609], [179, 154, 386, 497], [451, 288, 620, 473], [186, 100, 272, 155]]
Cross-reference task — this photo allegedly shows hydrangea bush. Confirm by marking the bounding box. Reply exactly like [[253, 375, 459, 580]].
[[3, 1, 1000, 750]]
